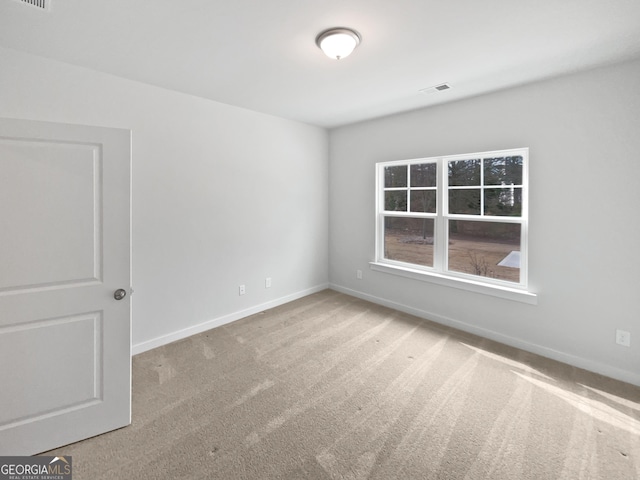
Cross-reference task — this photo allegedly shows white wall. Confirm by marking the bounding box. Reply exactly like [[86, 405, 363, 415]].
[[329, 58, 640, 386], [2, 45, 638, 385], [0, 46, 329, 352]]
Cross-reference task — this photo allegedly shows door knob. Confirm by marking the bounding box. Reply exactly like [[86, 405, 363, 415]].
[[114, 289, 127, 300]]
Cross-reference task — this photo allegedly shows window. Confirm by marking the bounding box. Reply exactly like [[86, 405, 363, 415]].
[[374, 148, 530, 296]]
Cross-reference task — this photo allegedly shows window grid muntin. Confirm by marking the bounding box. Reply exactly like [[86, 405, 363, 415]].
[[382, 160, 438, 215], [377, 148, 528, 289], [443, 152, 526, 286], [446, 156, 524, 218]]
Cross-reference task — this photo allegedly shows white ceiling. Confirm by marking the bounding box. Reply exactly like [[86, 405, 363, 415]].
[[1, 0, 639, 128]]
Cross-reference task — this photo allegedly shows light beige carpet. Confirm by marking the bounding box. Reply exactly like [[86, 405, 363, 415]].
[[48, 290, 640, 479]]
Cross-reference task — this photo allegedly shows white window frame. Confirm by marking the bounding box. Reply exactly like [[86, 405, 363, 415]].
[[372, 148, 536, 304]]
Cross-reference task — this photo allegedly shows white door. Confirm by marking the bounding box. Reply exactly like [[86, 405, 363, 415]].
[[0, 118, 131, 455]]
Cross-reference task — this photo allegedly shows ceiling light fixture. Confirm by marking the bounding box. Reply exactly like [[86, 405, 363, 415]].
[[315, 27, 361, 60]]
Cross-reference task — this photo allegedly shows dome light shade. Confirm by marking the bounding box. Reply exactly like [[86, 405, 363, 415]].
[[316, 28, 361, 60]]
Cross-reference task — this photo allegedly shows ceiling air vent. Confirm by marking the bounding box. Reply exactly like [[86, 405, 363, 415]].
[[14, 0, 50, 11], [419, 83, 452, 95]]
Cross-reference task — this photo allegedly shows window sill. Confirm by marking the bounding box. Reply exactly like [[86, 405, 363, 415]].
[[369, 262, 537, 305]]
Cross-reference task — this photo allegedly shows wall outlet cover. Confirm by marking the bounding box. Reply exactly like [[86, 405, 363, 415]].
[[616, 329, 631, 347]]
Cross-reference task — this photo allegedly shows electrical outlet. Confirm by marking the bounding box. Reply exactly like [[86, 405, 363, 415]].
[[616, 329, 631, 347], [239, 285, 246, 296], [356, 269, 363, 280], [265, 277, 272, 288]]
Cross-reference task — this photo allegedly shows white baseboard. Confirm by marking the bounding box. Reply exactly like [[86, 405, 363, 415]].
[[132, 283, 329, 355], [330, 283, 640, 387]]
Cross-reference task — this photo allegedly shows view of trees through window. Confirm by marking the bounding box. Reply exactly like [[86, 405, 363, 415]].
[[379, 150, 527, 286], [383, 161, 437, 268]]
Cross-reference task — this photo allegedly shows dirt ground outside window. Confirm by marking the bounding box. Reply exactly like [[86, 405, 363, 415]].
[[384, 231, 520, 283]]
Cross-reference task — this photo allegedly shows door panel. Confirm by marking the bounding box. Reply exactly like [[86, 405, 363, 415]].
[[0, 118, 131, 455], [0, 139, 101, 291], [0, 312, 101, 425]]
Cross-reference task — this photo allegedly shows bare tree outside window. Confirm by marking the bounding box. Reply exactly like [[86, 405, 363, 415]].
[[377, 149, 528, 288]]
